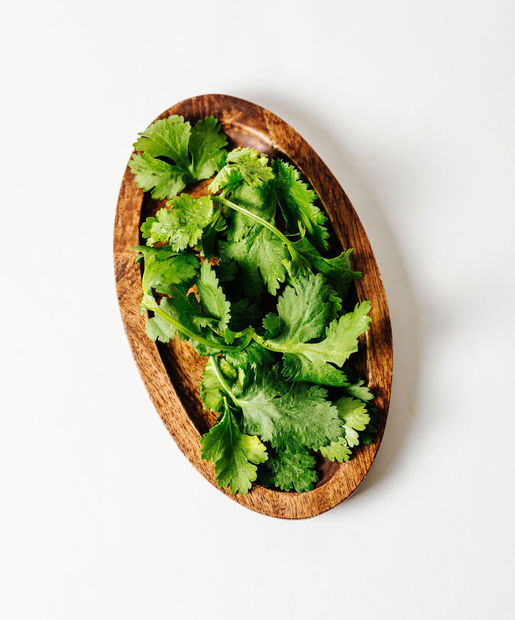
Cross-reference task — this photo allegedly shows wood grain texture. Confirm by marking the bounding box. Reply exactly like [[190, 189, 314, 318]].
[[114, 94, 393, 519]]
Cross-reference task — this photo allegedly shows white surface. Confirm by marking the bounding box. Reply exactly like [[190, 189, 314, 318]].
[[1, 1, 514, 618]]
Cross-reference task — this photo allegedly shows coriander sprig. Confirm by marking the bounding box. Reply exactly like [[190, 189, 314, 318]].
[[131, 114, 375, 494]]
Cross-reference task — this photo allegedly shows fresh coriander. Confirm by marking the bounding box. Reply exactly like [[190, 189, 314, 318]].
[[131, 114, 376, 494]]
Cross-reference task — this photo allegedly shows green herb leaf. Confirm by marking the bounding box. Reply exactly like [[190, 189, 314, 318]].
[[129, 153, 187, 200], [265, 273, 330, 345], [197, 260, 231, 331], [224, 182, 276, 242], [268, 444, 318, 492], [189, 116, 228, 179], [286, 233, 362, 300], [141, 194, 213, 250], [200, 358, 237, 413], [258, 281, 371, 386], [236, 368, 342, 450], [134, 115, 191, 168], [273, 159, 329, 249], [360, 407, 380, 446], [145, 289, 230, 356], [134, 245, 200, 295], [228, 299, 263, 331], [200, 404, 268, 494], [199, 209, 226, 259], [320, 438, 352, 462], [343, 377, 374, 402], [335, 396, 370, 447], [209, 147, 274, 194], [219, 226, 288, 295], [130, 115, 227, 200], [145, 306, 178, 344]]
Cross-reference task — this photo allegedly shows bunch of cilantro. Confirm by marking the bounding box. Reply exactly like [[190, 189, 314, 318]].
[[130, 114, 377, 494]]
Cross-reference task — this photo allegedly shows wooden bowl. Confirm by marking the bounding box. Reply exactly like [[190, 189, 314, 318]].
[[114, 94, 393, 519]]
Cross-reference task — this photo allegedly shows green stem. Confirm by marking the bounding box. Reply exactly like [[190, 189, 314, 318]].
[[251, 331, 286, 352], [233, 327, 255, 349], [154, 307, 235, 353], [216, 196, 295, 252], [210, 356, 239, 406]]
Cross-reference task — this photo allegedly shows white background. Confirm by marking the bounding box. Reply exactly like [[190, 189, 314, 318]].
[[1, 1, 514, 618]]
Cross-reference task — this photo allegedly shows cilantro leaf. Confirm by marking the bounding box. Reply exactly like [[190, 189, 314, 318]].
[[258, 283, 371, 386], [134, 115, 191, 168], [145, 304, 177, 343], [360, 407, 380, 446], [209, 147, 274, 194], [343, 377, 374, 402], [130, 115, 227, 200], [228, 298, 263, 331], [141, 194, 213, 250], [236, 368, 342, 450], [129, 153, 187, 200], [223, 342, 275, 371], [215, 259, 238, 283], [319, 398, 371, 463], [200, 404, 268, 494], [281, 301, 371, 386], [200, 357, 237, 413], [144, 289, 229, 356], [327, 288, 343, 323], [262, 312, 284, 339], [197, 260, 231, 331], [200, 362, 223, 412], [320, 438, 352, 462], [134, 245, 200, 295], [335, 396, 370, 447], [266, 273, 330, 345], [160, 285, 214, 330], [219, 226, 288, 295], [272, 159, 329, 249], [286, 233, 362, 300], [268, 445, 318, 492], [189, 116, 228, 179], [224, 182, 276, 242], [199, 209, 226, 259]]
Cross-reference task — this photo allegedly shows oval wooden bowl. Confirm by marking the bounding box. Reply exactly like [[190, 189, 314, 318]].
[[114, 94, 393, 519]]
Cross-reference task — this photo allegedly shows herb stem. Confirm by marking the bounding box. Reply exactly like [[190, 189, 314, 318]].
[[251, 331, 285, 352], [210, 356, 239, 405], [216, 196, 294, 251], [154, 307, 235, 352]]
